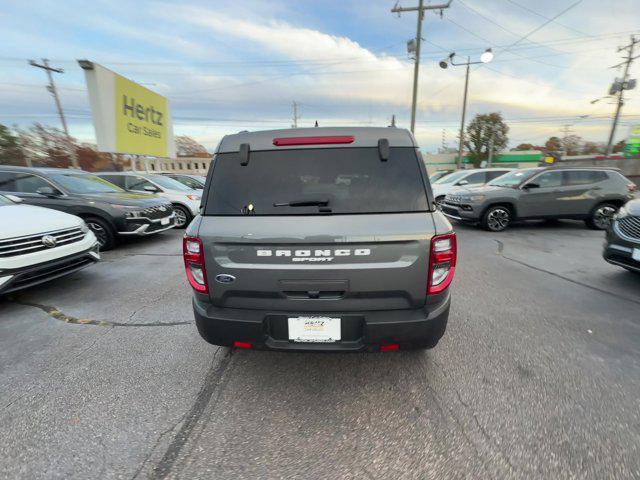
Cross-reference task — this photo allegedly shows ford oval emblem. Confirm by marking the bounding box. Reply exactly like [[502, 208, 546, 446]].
[[215, 274, 236, 284]]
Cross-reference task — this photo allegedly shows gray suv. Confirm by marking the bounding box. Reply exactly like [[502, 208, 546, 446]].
[[183, 127, 456, 351], [441, 167, 635, 231]]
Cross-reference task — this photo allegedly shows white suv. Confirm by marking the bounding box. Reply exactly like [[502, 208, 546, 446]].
[[0, 194, 100, 294], [96, 172, 201, 228], [431, 168, 513, 207]]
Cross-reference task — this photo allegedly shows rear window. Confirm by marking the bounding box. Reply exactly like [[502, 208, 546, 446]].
[[205, 147, 429, 215]]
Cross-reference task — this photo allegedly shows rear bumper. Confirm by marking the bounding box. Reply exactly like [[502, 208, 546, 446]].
[[192, 292, 450, 351], [0, 243, 100, 295]]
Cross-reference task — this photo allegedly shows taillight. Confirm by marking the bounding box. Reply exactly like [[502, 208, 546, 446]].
[[427, 233, 457, 295], [183, 236, 208, 293]]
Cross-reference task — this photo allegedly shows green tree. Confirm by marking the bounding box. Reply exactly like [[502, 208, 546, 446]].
[[464, 112, 509, 167]]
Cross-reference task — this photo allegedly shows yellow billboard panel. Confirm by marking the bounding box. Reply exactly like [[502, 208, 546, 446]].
[[80, 61, 175, 158], [114, 74, 168, 157]]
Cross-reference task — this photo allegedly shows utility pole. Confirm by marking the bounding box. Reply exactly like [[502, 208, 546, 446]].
[[457, 60, 470, 169], [560, 123, 573, 157], [606, 35, 639, 156], [29, 58, 79, 168], [392, 1, 452, 134], [487, 131, 495, 167], [291, 101, 299, 128]]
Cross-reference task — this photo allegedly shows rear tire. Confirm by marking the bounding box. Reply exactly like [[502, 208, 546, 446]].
[[172, 204, 192, 229], [85, 216, 115, 251], [482, 205, 512, 232], [586, 203, 618, 230]]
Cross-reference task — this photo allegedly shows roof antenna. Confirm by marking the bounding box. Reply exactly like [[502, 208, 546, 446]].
[[389, 114, 396, 127], [314, 120, 319, 127]]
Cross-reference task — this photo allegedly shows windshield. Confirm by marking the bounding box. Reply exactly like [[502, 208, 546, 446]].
[[206, 147, 428, 215], [145, 174, 193, 191], [488, 169, 541, 187], [50, 174, 125, 193], [433, 170, 469, 184]]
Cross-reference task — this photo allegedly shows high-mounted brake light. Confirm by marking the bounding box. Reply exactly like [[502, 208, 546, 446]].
[[183, 236, 208, 293], [427, 233, 457, 295], [272, 136, 354, 146]]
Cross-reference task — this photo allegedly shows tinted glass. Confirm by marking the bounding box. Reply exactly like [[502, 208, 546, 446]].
[[463, 172, 487, 185], [50, 174, 123, 193], [0, 172, 52, 193], [98, 175, 126, 188], [533, 171, 563, 188], [145, 174, 192, 191], [565, 170, 607, 186], [126, 176, 156, 191], [206, 147, 428, 215], [489, 169, 541, 187], [486, 170, 510, 181], [433, 170, 468, 184]]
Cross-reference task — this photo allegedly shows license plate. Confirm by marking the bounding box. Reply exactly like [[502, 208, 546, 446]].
[[633, 249, 640, 262], [161, 217, 170, 226], [288, 317, 341, 343]]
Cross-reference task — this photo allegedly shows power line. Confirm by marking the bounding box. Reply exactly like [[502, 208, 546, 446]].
[[504, 0, 592, 38]]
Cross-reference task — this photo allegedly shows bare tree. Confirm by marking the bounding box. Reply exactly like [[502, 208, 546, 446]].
[[175, 136, 209, 157]]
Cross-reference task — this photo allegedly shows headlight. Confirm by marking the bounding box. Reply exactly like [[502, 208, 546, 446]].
[[460, 195, 485, 202], [186, 194, 201, 201], [615, 205, 629, 220]]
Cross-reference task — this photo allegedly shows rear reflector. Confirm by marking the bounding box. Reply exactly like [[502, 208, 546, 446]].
[[233, 341, 252, 349], [380, 343, 400, 351], [273, 136, 354, 146]]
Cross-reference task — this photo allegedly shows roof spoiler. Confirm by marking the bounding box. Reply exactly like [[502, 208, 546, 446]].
[[378, 138, 390, 161], [239, 143, 250, 166]]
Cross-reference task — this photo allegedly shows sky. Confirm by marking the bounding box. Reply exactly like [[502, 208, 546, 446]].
[[1, 0, 639, 153]]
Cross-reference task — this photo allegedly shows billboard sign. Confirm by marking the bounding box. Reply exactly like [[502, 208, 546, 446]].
[[79, 60, 175, 158], [624, 124, 640, 157]]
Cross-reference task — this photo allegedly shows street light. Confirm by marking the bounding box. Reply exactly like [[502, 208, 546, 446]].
[[439, 48, 493, 169]]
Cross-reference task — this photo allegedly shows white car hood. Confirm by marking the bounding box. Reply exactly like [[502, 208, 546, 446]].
[[1, 205, 83, 240]]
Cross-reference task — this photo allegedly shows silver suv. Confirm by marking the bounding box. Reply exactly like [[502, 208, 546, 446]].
[[441, 167, 636, 231], [183, 127, 456, 351]]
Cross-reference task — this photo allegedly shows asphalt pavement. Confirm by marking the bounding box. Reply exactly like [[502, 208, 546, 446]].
[[1, 222, 639, 479]]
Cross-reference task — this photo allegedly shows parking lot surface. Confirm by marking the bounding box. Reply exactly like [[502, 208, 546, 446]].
[[1, 223, 639, 479]]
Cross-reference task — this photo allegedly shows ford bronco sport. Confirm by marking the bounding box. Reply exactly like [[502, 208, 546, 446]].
[[184, 127, 456, 351]]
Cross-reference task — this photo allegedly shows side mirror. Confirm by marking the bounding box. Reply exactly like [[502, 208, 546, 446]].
[[36, 186, 60, 197], [143, 185, 160, 193], [457, 180, 469, 186], [5, 194, 23, 203], [523, 183, 539, 190]]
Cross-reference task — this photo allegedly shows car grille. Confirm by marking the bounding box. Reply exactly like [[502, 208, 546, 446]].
[[6, 255, 96, 293], [446, 195, 463, 204], [617, 216, 640, 241], [138, 204, 173, 220], [0, 227, 85, 258]]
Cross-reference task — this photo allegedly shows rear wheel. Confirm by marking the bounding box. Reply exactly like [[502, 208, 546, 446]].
[[85, 216, 115, 250], [172, 204, 192, 229], [586, 203, 618, 230], [482, 205, 511, 232]]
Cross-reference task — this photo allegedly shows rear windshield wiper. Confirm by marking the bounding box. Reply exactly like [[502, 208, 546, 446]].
[[273, 199, 329, 207]]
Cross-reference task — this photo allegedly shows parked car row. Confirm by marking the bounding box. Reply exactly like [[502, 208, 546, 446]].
[[603, 198, 640, 274], [439, 166, 635, 232], [0, 166, 206, 294]]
